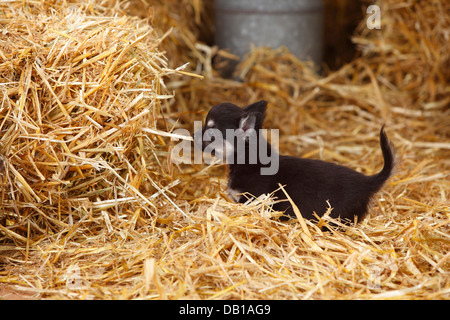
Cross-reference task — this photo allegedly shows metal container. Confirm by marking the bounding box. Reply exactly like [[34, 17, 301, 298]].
[[215, 0, 324, 67]]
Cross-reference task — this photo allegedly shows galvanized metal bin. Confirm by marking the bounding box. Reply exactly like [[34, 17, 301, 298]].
[[215, 0, 324, 67]]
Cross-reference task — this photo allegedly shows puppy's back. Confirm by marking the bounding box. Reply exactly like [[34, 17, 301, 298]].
[[272, 127, 395, 222]]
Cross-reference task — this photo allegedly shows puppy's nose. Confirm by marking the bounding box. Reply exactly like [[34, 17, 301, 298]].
[[193, 129, 204, 150]]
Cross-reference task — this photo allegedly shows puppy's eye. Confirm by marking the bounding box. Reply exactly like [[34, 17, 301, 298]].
[[204, 129, 213, 140]]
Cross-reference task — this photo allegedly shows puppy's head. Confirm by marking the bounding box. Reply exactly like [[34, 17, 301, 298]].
[[193, 100, 267, 162]]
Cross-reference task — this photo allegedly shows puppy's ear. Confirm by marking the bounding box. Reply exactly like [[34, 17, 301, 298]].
[[243, 100, 267, 115], [239, 112, 264, 132], [240, 100, 266, 131]]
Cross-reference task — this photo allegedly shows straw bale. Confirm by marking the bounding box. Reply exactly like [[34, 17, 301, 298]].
[[0, 0, 184, 240], [1, 0, 449, 300]]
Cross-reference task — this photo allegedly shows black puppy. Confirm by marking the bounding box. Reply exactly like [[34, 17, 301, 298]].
[[194, 100, 395, 224]]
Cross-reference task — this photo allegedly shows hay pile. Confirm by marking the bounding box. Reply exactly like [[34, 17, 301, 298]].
[[1, 0, 449, 300], [0, 0, 187, 236]]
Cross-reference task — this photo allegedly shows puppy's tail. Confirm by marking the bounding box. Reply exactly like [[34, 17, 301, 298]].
[[370, 125, 395, 190]]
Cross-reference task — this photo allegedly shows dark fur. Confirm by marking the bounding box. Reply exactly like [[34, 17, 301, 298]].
[[196, 100, 395, 223]]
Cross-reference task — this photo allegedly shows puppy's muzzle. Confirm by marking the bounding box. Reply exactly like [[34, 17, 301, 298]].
[[193, 130, 204, 151]]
